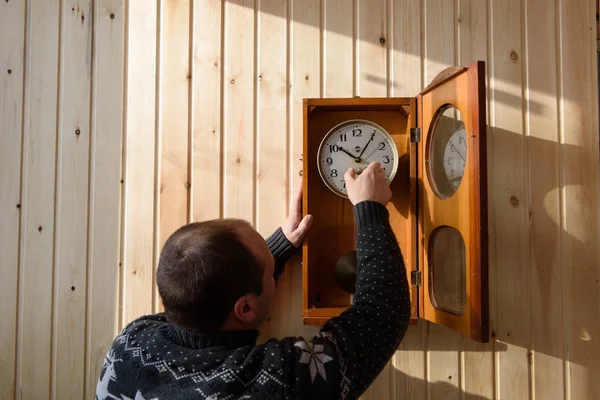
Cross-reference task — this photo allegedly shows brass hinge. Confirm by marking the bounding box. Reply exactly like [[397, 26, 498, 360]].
[[410, 127, 420, 143], [411, 270, 422, 286]]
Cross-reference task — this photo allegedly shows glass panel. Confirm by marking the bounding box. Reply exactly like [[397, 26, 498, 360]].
[[429, 226, 466, 316], [426, 105, 467, 199]]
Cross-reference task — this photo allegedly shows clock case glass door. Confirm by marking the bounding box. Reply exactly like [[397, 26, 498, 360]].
[[301, 61, 488, 343], [416, 61, 489, 343]]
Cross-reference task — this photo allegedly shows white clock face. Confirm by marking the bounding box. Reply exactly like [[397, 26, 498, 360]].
[[317, 120, 398, 197], [426, 105, 468, 199], [443, 127, 467, 190]]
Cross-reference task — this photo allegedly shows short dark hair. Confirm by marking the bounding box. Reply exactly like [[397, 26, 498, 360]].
[[156, 219, 264, 332]]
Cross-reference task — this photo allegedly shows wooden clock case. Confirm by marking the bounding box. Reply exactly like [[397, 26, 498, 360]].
[[301, 61, 489, 343]]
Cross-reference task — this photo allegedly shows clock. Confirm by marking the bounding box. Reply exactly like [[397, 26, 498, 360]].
[[317, 119, 399, 198], [426, 105, 467, 200], [302, 61, 489, 343]]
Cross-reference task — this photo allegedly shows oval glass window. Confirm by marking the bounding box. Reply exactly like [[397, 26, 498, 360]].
[[429, 226, 466, 316], [426, 105, 467, 199]]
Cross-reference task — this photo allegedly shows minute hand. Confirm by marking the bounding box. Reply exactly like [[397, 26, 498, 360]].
[[357, 131, 376, 161]]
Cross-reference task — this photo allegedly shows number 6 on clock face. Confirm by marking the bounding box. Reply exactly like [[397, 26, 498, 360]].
[[316, 119, 399, 198]]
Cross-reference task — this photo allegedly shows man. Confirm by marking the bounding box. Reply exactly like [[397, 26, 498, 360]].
[[96, 161, 410, 399]]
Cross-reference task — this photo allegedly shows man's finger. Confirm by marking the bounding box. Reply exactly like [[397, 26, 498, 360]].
[[289, 178, 303, 217], [344, 167, 356, 183], [367, 161, 381, 171], [296, 214, 313, 237]]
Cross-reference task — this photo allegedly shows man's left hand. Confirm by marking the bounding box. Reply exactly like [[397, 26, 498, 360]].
[[282, 179, 313, 248]]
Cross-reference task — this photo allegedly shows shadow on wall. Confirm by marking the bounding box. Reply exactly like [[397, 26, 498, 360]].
[[381, 122, 597, 398], [391, 364, 492, 400]]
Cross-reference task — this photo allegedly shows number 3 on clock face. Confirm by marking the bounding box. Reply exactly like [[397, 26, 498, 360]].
[[316, 119, 399, 198]]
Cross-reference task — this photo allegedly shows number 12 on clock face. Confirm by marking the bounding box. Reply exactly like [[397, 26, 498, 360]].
[[317, 119, 399, 198]]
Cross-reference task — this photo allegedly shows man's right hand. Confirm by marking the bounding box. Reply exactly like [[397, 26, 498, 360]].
[[344, 162, 392, 206]]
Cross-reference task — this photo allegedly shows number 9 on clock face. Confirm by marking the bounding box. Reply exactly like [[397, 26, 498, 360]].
[[316, 119, 399, 198]]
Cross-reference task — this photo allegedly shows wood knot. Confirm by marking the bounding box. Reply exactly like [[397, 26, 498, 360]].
[[71, 286, 75, 291], [305, 75, 309, 81], [510, 196, 519, 206], [509, 50, 518, 61]]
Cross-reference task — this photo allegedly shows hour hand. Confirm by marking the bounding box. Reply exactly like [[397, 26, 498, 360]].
[[339, 146, 360, 162]]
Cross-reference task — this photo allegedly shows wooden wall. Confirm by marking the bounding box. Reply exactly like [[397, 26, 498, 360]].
[[1, 0, 598, 399]]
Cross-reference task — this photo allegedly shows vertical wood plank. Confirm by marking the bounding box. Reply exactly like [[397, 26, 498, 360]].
[[191, 0, 222, 222], [389, 2, 426, 399], [424, 0, 455, 84], [457, 1, 495, 399], [423, 0, 461, 398], [17, 1, 60, 397], [324, 0, 354, 97], [123, 0, 157, 325], [489, 0, 530, 398], [157, 0, 191, 311], [559, 0, 600, 398], [52, 1, 93, 397], [256, 0, 288, 239], [525, 0, 564, 399], [224, 0, 255, 221], [357, 1, 392, 397], [356, 0, 386, 97], [390, 0, 420, 98], [257, 0, 290, 340], [0, 0, 25, 398], [85, 1, 125, 397], [289, 0, 321, 340]]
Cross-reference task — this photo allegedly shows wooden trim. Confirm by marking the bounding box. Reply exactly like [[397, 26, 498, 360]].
[[302, 100, 310, 315], [420, 66, 468, 96], [304, 97, 412, 116], [469, 61, 489, 342]]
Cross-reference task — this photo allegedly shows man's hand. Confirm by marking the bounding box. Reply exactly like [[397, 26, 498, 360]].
[[344, 162, 392, 206], [282, 179, 313, 248]]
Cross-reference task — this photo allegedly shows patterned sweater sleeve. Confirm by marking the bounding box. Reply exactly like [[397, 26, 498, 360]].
[[282, 200, 411, 400]]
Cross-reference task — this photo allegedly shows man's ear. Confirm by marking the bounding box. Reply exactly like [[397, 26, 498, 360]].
[[232, 293, 259, 325]]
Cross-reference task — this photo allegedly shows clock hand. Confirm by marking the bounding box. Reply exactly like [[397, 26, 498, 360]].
[[357, 131, 376, 161], [339, 146, 360, 161], [450, 143, 466, 162]]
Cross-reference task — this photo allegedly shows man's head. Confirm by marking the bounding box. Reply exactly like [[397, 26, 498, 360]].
[[156, 219, 276, 333]]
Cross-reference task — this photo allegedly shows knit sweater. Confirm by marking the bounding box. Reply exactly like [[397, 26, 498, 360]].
[[95, 201, 410, 400]]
